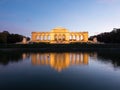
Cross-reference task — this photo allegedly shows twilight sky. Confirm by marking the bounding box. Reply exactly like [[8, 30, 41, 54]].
[[0, 0, 120, 37]]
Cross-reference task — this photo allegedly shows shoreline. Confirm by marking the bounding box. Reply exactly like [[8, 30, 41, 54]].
[[0, 47, 120, 52], [0, 43, 120, 52]]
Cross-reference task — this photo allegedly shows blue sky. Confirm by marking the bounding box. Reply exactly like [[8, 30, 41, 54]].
[[0, 0, 120, 37]]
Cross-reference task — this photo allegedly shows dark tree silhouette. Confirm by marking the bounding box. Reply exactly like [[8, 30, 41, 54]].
[[89, 28, 120, 43], [0, 31, 30, 44]]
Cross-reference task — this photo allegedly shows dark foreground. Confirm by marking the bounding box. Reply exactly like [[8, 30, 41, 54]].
[[0, 43, 120, 52]]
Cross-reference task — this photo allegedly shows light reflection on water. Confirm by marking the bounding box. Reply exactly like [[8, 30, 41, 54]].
[[0, 51, 120, 90], [31, 53, 88, 72]]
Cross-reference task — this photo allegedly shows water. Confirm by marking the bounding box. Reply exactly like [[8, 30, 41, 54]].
[[0, 51, 120, 90]]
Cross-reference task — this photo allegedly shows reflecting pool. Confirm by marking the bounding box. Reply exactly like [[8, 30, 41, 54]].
[[0, 51, 120, 90]]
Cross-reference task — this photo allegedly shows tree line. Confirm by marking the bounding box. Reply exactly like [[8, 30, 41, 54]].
[[89, 28, 120, 43], [0, 31, 30, 44]]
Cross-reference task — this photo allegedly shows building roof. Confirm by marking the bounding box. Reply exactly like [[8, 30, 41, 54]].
[[51, 27, 69, 33]]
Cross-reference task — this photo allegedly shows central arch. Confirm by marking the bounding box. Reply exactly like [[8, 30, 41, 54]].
[[51, 27, 69, 43]]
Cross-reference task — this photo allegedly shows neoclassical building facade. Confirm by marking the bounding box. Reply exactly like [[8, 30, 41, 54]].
[[31, 27, 88, 44]]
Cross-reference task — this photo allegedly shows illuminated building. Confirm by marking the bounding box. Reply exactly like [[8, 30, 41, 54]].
[[31, 27, 88, 44]]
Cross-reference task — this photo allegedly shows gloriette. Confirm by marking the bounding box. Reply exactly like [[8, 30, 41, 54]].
[[31, 27, 88, 44]]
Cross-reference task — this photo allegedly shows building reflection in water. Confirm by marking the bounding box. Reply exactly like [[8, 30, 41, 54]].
[[31, 53, 89, 72], [22, 53, 30, 60]]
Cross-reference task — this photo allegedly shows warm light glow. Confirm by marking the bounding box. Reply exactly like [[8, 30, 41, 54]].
[[31, 27, 88, 44], [31, 53, 89, 72]]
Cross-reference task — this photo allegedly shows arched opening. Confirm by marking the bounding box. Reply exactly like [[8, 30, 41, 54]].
[[79, 35, 83, 41], [36, 35, 40, 40], [69, 35, 72, 41], [58, 34, 62, 41], [44, 35, 47, 41], [75, 35, 77, 41], [76, 35, 79, 41], [54, 34, 57, 41], [40, 35, 42, 40], [73, 35, 76, 41], [40, 35, 43, 41], [62, 34, 66, 41], [47, 35, 50, 41]]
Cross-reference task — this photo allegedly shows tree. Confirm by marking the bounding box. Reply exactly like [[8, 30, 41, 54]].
[[0, 31, 8, 43], [89, 28, 120, 43], [0, 31, 30, 44]]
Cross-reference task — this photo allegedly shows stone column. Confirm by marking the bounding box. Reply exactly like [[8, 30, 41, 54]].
[[45, 35, 47, 41], [43, 35, 45, 40], [83, 33, 88, 42], [69, 35, 71, 40], [65, 33, 70, 43], [43, 35, 45, 41], [50, 33, 54, 43], [79, 35, 81, 41], [61, 35, 63, 41], [32, 33, 37, 41], [52, 33, 55, 41], [77, 35, 79, 41], [45, 34, 47, 41], [70, 35, 71, 40], [72, 35, 73, 40], [76, 35, 78, 41], [73, 35, 75, 40], [46, 35, 48, 41], [46, 35, 47, 41], [39, 35, 41, 41], [41, 35, 43, 41], [36, 35, 39, 40], [75, 35, 77, 41], [47, 35, 49, 41]]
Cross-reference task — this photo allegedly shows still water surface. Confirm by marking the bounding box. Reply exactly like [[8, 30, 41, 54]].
[[0, 51, 120, 90]]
